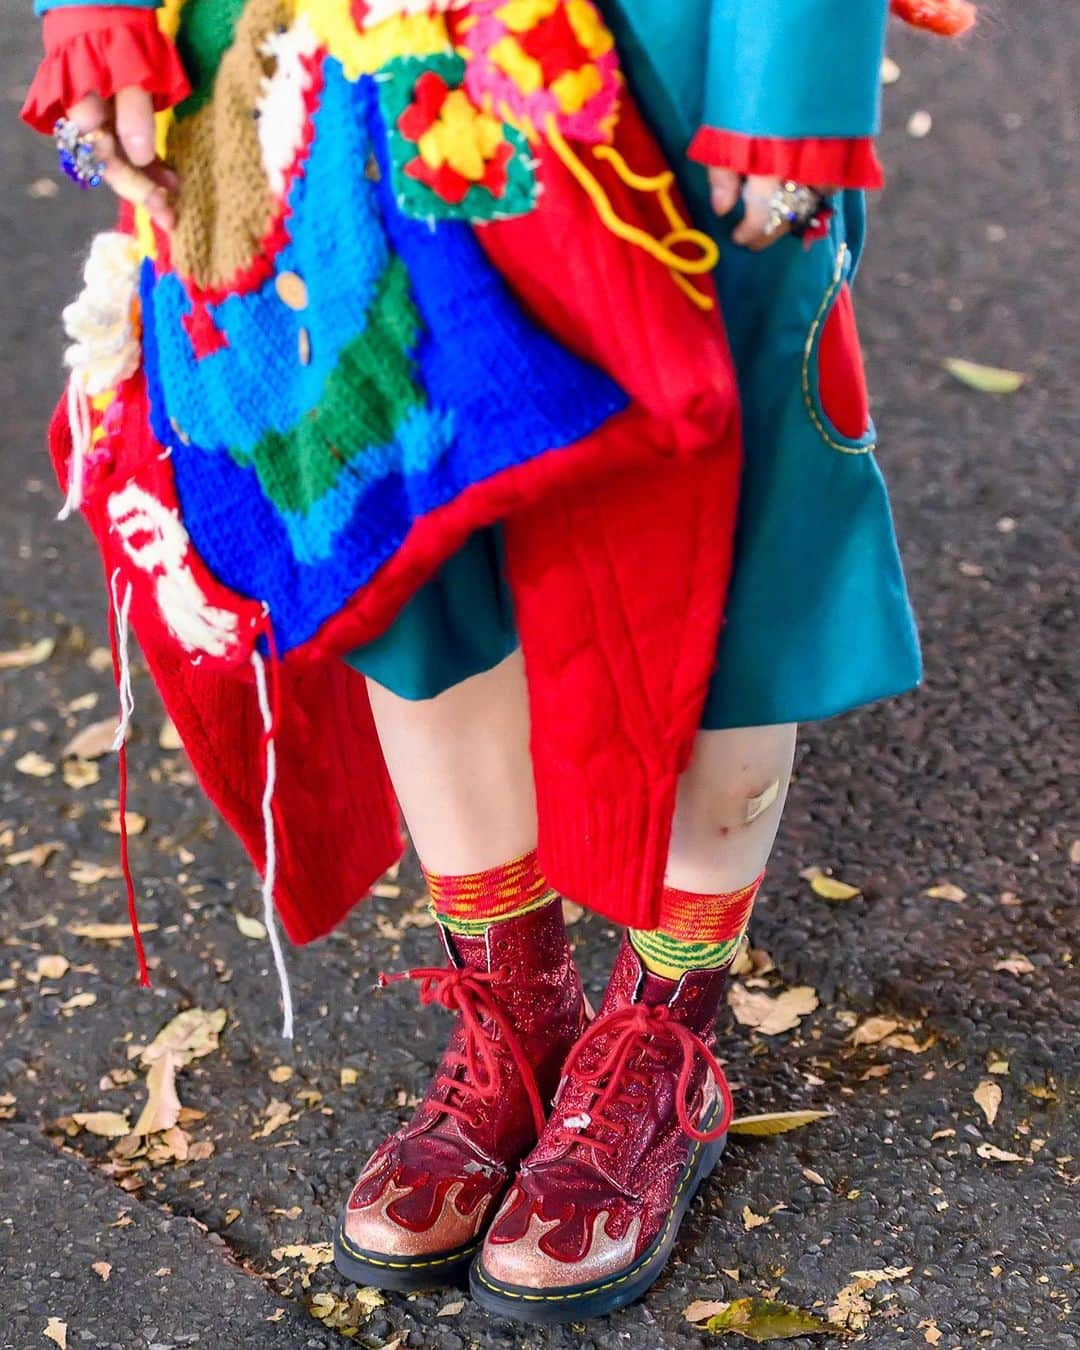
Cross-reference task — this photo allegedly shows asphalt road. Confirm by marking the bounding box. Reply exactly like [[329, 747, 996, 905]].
[[1, 3, 1077, 1348]]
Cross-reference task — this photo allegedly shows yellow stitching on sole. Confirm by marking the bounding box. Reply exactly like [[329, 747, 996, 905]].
[[801, 243, 876, 457], [337, 1227, 480, 1270]]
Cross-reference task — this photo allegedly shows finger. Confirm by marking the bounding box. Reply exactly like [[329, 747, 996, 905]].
[[732, 176, 788, 250], [707, 167, 743, 216], [66, 93, 108, 134], [114, 87, 156, 168]]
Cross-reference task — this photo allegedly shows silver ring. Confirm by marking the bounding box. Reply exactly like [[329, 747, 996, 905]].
[[764, 181, 825, 237], [54, 118, 108, 190]]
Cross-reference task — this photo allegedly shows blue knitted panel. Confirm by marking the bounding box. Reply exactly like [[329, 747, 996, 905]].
[[144, 61, 629, 656]]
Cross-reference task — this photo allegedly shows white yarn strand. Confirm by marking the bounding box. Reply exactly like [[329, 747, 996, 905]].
[[110, 569, 135, 751], [251, 650, 295, 1040], [58, 377, 92, 522]]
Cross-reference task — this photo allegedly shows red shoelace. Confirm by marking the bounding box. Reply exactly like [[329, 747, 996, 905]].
[[555, 1002, 734, 1150], [379, 965, 547, 1137]]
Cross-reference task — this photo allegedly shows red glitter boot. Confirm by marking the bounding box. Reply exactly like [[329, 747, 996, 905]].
[[334, 896, 586, 1290], [471, 935, 733, 1321]]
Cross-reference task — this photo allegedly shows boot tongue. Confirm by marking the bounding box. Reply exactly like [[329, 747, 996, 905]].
[[608, 936, 728, 1037], [440, 926, 491, 972]]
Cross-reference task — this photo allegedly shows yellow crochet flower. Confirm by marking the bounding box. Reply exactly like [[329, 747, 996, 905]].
[[417, 89, 506, 182]]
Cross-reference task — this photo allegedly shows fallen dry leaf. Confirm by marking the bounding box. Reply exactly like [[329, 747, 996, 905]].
[[907, 108, 933, 138], [974, 1080, 1002, 1127], [68, 862, 123, 887], [91, 1262, 111, 1282], [16, 752, 56, 778], [944, 358, 1026, 394], [728, 984, 818, 1036], [35, 954, 70, 981], [340, 1067, 360, 1087], [828, 1281, 871, 1332], [976, 1143, 1029, 1164], [802, 1168, 826, 1186], [140, 1008, 227, 1067], [158, 719, 182, 751], [924, 883, 966, 903], [994, 954, 1035, 976], [5, 842, 63, 869], [742, 1206, 769, 1231], [802, 867, 861, 901], [685, 1299, 730, 1323], [561, 900, 585, 925], [63, 760, 100, 790], [132, 1051, 184, 1136], [705, 1298, 832, 1341], [67, 919, 157, 939], [0, 637, 55, 670], [829, 1266, 913, 1332], [103, 810, 146, 836], [728, 1110, 832, 1137], [850, 1016, 901, 1047], [271, 1242, 334, 1267], [235, 912, 267, 941], [43, 1318, 68, 1350], [63, 718, 120, 760], [268, 1065, 294, 1085], [71, 1111, 131, 1138], [60, 992, 97, 1012], [437, 1300, 465, 1317], [919, 1319, 944, 1346], [882, 1031, 937, 1054], [252, 1099, 294, 1140]]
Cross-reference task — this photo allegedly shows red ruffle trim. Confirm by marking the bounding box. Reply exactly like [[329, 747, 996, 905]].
[[21, 9, 191, 135], [687, 129, 886, 191]]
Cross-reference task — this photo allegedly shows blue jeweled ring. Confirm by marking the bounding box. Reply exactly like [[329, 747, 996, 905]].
[[54, 118, 108, 190], [764, 181, 826, 238]]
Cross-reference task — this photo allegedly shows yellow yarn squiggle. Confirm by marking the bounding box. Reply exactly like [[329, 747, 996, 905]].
[[545, 119, 718, 310]]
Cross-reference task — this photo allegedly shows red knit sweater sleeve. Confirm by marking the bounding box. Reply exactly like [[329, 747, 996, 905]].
[[21, 8, 190, 135]]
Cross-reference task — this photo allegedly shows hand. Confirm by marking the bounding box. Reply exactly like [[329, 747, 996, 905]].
[[67, 88, 178, 231], [708, 169, 834, 251]]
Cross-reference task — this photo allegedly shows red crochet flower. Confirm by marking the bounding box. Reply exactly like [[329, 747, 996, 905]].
[[397, 71, 514, 206]]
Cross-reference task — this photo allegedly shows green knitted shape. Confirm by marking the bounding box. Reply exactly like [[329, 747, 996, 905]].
[[174, 0, 250, 121], [236, 258, 428, 518], [379, 54, 538, 224]]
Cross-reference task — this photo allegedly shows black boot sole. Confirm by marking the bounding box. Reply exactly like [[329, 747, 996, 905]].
[[469, 1107, 728, 1324], [334, 1217, 479, 1292]]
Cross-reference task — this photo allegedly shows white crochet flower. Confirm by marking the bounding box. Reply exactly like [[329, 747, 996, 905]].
[[62, 231, 143, 397]]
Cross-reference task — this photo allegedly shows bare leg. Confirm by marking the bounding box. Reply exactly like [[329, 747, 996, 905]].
[[366, 650, 537, 874], [666, 723, 798, 894]]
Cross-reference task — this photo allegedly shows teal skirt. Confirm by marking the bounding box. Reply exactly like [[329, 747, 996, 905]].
[[348, 188, 921, 728]]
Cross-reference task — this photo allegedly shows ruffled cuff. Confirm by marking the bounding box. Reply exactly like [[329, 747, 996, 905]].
[[687, 129, 885, 191], [21, 8, 190, 135]]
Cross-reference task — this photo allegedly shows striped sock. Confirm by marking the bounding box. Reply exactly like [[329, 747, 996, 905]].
[[630, 873, 764, 980], [424, 849, 559, 936]]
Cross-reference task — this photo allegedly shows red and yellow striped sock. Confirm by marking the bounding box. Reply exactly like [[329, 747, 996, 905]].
[[423, 849, 558, 937], [630, 873, 764, 980]]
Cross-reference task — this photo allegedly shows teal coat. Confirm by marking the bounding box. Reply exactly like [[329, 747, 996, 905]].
[[361, 0, 923, 726]]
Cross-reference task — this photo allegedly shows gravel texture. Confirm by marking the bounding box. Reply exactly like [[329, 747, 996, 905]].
[[1, 3, 1076, 1347]]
